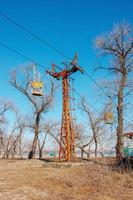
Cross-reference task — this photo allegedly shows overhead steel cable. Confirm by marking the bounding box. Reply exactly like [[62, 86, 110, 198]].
[[74, 88, 100, 113], [0, 11, 102, 87], [124, 113, 133, 124], [68, 82, 99, 114], [0, 41, 107, 115], [0, 11, 71, 60], [0, 41, 63, 71], [0, 41, 48, 70]]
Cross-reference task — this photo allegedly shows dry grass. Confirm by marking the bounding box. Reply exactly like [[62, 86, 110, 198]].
[[0, 158, 132, 200]]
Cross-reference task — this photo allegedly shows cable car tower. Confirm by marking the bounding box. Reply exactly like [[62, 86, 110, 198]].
[[104, 96, 113, 125], [46, 54, 83, 161], [31, 64, 43, 96]]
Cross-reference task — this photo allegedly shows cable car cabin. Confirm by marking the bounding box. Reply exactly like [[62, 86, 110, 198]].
[[104, 112, 113, 124], [31, 81, 43, 96], [123, 133, 133, 158]]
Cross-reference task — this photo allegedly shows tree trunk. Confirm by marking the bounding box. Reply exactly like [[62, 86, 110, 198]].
[[28, 131, 38, 159], [38, 132, 48, 159], [5, 151, 9, 159], [87, 146, 91, 158], [19, 134, 22, 158], [0, 131, 4, 157], [116, 69, 127, 160], [94, 136, 98, 158], [81, 149, 84, 158], [28, 112, 41, 159], [5, 141, 10, 158], [87, 152, 90, 158], [39, 149, 43, 159]]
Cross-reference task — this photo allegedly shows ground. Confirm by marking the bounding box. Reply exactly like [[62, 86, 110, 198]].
[[0, 159, 132, 200]]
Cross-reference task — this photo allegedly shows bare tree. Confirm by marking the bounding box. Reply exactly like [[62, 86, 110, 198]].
[[4, 114, 26, 158], [0, 128, 6, 157], [95, 22, 133, 160], [75, 124, 94, 158], [38, 122, 58, 159], [0, 99, 13, 157], [16, 115, 26, 158], [48, 124, 60, 147], [10, 65, 54, 159], [81, 98, 103, 157], [0, 99, 13, 123]]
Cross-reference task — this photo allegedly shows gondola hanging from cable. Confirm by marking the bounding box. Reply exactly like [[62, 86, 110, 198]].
[[104, 97, 113, 124], [31, 64, 43, 96], [104, 112, 113, 124]]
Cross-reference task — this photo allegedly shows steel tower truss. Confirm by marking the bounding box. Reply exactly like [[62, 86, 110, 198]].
[[46, 55, 83, 161]]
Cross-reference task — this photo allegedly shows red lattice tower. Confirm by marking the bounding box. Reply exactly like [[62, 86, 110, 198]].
[[46, 54, 83, 161]]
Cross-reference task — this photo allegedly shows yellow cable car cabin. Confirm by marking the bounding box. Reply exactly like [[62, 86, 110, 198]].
[[104, 112, 113, 124], [31, 63, 43, 96], [104, 96, 113, 124], [31, 81, 43, 96]]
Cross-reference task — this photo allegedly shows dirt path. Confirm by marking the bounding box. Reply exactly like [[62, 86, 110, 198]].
[[0, 159, 132, 200]]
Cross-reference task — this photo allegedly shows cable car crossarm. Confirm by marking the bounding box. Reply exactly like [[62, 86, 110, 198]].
[[46, 63, 83, 80]]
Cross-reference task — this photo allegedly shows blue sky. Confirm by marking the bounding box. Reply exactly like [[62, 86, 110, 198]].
[[0, 0, 133, 125]]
